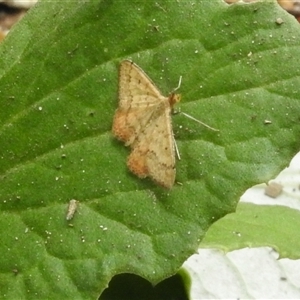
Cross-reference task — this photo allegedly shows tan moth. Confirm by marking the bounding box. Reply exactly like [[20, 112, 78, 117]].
[[112, 60, 217, 189]]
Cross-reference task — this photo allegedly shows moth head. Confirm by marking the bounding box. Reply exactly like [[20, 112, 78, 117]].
[[168, 93, 181, 108]]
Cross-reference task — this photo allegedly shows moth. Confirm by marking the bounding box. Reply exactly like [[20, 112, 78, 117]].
[[112, 60, 217, 189]]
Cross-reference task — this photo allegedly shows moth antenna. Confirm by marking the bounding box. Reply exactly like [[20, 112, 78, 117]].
[[173, 76, 182, 93], [181, 112, 219, 132]]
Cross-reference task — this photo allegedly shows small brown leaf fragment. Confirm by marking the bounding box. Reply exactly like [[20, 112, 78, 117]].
[[265, 182, 283, 198]]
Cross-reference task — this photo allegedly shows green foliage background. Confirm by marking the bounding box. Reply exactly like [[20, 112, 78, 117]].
[[202, 202, 300, 259], [0, 0, 300, 298]]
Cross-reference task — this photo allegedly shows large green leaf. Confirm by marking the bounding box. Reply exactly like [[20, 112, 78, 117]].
[[1, 0, 300, 298]]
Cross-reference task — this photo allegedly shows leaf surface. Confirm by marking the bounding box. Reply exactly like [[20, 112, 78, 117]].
[[1, 0, 300, 298]]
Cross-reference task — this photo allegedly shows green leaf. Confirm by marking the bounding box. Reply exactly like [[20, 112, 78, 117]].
[[1, 0, 300, 298], [200, 202, 300, 259]]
